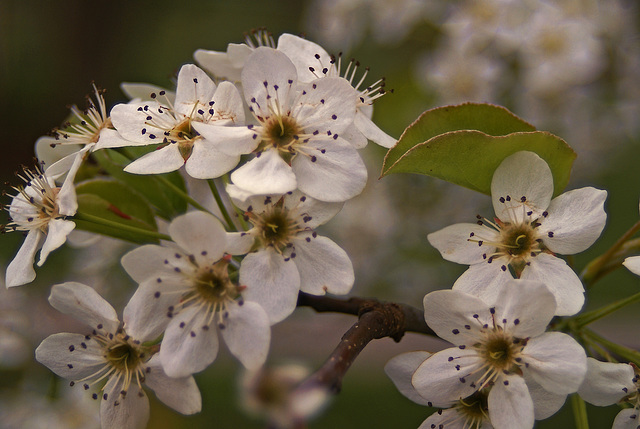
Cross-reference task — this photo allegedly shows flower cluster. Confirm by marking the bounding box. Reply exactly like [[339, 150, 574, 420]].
[[386, 151, 611, 429], [2, 32, 393, 428]]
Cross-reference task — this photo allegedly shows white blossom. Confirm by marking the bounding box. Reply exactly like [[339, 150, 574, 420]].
[[411, 279, 586, 429], [229, 187, 354, 324], [121, 211, 270, 377], [4, 166, 76, 287], [623, 256, 640, 277], [214, 46, 367, 202], [98, 64, 251, 179], [35, 282, 201, 429], [428, 151, 607, 316]]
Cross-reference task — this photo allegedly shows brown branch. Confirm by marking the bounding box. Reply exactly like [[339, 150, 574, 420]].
[[295, 292, 434, 395]]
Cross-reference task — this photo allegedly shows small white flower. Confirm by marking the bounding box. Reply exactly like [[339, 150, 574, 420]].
[[229, 187, 354, 324], [121, 211, 270, 377], [277, 33, 396, 148], [428, 151, 607, 316], [578, 358, 640, 429], [35, 85, 123, 213], [411, 279, 586, 429], [4, 166, 76, 287], [99, 64, 252, 179], [35, 282, 201, 429], [212, 46, 366, 203]]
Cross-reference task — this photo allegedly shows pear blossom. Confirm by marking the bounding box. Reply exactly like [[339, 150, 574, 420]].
[[120, 211, 270, 377], [229, 187, 354, 324], [35, 282, 201, 429], [428, 151, 607, 316], [4, 166, 76, 287], [277, 33, 396, 148], [410, 279, 586, 429], [210, 46, 366, 202], [578, 358, 640, 429], [35, 84, 123, 213], [97, 64, 252, 179]]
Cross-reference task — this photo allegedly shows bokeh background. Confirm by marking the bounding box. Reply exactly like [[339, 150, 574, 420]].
[[1, 0, 639, 427]]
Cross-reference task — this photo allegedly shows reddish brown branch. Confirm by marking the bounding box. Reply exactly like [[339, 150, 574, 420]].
[[295, 292, 434, 395]]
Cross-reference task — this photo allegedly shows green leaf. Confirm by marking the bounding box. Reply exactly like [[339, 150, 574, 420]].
[[74, 179, 159, 243], [92, 149, 187, 219], [382, 130, 576, 197], [383, 103, 536, 172]]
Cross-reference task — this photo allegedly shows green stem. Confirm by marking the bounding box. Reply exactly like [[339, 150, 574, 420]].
[[571, 394, 590, 429], [581, 219, 640, 287], [153, 174, 212, 214], [74, 212, 172, 241], [572, 291, 640, 328], [583, 329, 640, 365], [207, 179, 236, 232]]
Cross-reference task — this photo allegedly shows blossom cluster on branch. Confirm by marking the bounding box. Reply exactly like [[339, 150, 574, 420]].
[[2, 29, 640, 429]]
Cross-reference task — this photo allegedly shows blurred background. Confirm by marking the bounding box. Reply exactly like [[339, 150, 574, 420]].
[[1, 0, 639, 427]]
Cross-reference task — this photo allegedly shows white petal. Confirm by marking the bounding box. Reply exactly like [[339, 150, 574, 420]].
[[520, 253, 585, 316], [123, 144, 185, 175], [220, 301, 270, 370], [226, 232, 255, 255], [492, 279, 556, 338], [101, 382, 149, 429], [537, 187, 608, 254], [491, 151, 553, 224], [353, 109, 396, 148], [241, 47, 297, 112], [38, 218, 75, 266], [613, 408, 640, 429], [412, 347, 483, 408], [298, 77, 357, 134], [488, 374, 534, 429], [184, 139, 240, 179], [121, 244, 185, 283], [452, 261, 513, 305], [525, 374, 567, 420], [419, 408, 467, 429], [623, 256, 640, 276], [428, 223, 499, 265], [6, 229, 42, 287], [277, 33, 331, 83], [48, 282, 120, 332], [384, 351, 432, 406], [423, 289, 489, 346], [168, 211, 227, 266], [578, 358, 635, 406], [57, 150, 85, 215], [240, 249, 300, 324], [35, 136, 81, 172], [92, 127, 131, 150], [123, 277, 184, 342], [209, 80, 246, 124], [283, 190, 343, 228], [144, 357, 202, 415], [293, 137, 367, 202], [340, 123, 368, 149], [522, 332, 587, 394], [35, 332, 105, 380], [159, 306, 219, 378], [174, 64, 217, 117], [109, 101, 170, 145], [292, 234, 354, 296], [231, 149, 297, 196]]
